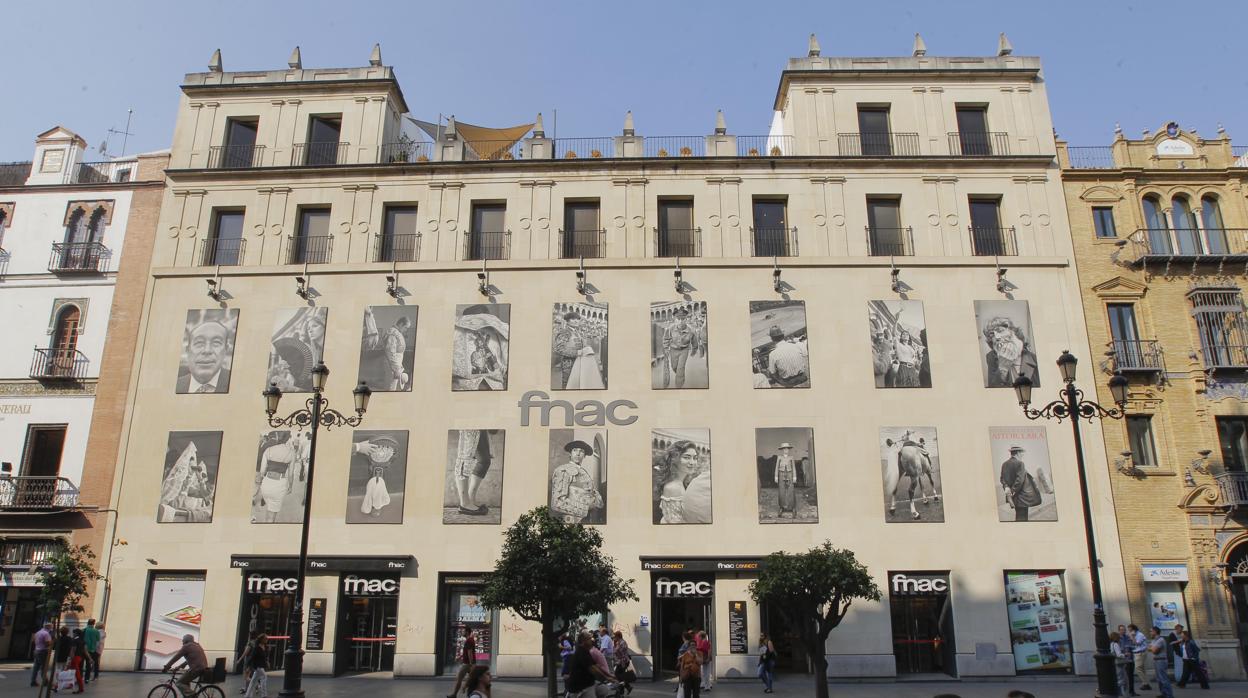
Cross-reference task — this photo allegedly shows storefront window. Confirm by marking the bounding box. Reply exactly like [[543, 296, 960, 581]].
[[1003, 571, 1072, 673], [236, 572, 295, 670], [441, 576, 497, 674], [336, 574, 399, 674], [141, 573, 205, 670]]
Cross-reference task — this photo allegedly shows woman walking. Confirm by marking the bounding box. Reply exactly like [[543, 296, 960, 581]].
[[757, 633, 776, 694], [677, 630, 702, 698], [243, 634, 269, 698], [612, 630, 634, 695]]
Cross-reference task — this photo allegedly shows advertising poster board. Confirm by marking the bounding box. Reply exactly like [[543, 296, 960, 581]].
[[142, 574, 205, 669], [1003, 571, 1072, 673]]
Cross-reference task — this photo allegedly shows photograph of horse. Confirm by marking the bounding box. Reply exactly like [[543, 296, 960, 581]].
[[879, 426, 944, 522]]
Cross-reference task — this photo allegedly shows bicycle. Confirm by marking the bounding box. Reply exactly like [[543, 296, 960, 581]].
[[147, 667, 225, 698]]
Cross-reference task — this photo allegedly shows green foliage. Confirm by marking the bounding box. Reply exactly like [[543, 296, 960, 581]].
[[35, 544, 102, 619]]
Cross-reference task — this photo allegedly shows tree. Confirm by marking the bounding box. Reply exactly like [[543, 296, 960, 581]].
[[748, 542, 881, 698], [480, 506, 637, 698], [35, 544, 103, 698]]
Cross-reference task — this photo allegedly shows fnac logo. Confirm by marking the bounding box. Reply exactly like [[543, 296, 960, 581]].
[[342, 575, 399, 596], [655, 577, 713, 597]]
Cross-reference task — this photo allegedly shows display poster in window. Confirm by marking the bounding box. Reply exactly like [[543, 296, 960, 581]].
[[306, 598, 327, 651], [1003, 571, 1072, 672], [445, 589, 493, 671], [142, 574, 205, 669], [1147, 584, 1187, 632]]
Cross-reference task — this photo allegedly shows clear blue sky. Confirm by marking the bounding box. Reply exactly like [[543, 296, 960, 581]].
[[3, 0, 1246, 161]]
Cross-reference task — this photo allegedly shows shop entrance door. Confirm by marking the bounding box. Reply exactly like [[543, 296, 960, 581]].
[[761, 603, 811, 673], [5, 589, 42, 659], [651, 574, 713, 677], [889, 572, 955, 676], [335, 575, 398, 675]]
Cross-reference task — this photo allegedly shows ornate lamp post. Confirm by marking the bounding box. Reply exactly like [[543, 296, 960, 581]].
[[262, 361, 371, 698], [1012, 350, 1128, 698]]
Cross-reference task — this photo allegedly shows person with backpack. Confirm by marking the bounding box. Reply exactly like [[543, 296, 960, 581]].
[[677, 631, 703, 698], [243, 634, 269, 698]]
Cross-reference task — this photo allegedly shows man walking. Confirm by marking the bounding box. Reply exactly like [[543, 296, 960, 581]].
[[30, 622, 52, 687], [83, 618, 102, 683], [1000, 445, 1042, 521], [1148, 626, 1175, 698], [1174, 629, 1209, 689], [1129, 623, 1151, 690], [447, 627, 477, 698]]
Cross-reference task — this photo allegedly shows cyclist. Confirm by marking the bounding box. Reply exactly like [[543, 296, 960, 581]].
[[163, 634, 210, 694]]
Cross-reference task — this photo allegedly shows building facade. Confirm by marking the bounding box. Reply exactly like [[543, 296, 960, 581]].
[[1060, 126, 1248, 677], [97, 41, 1131, 682], [0, 128, 166, 658]]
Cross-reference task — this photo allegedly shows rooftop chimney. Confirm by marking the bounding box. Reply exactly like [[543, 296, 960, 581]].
[[288, 46, 302, 70], [533, 113, 545, 139], [623, 111, 635, 137], [807, 33, 821, 57], [714, 110, 727, 135], [912, 33, 927, 57], [370, 43, 382, 67], [997, 33, 1013, 56], [208, 48, 222, 73]]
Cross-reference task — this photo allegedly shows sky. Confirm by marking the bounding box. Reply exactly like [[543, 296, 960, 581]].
[[2, 0, 1246, 161]]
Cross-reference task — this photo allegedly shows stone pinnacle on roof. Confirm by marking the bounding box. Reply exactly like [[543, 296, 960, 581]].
[[623, 111, 635, 137], [370, 43, 382, 67], [807, 33, 821, 57], [447, 116, 458, 140], [912, 33, 927, 57], [715, 110, 727, 135], [997, 33, 1013, 56], [534, 113, 545, 139], [288, 46, 302, 70], [208, 48, 222, 73]]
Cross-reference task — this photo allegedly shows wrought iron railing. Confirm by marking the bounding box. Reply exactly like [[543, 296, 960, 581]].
[[750, 227, 798, 257], [948, 132, 1011, 156], [655, 227, 701, 258], [293, 142, 349, 166], [837, 132, 921, 157], [49, 241, 108, 273], [645, 137, 706, 158], [1123, 228, 1248, 261], [1108, 339, 1163, 372], [554, 138, 614, 159], [1232, 145, 1248, 160], [30, 347, 88, 380], [559, 229, 605, 259], [464, 230, 510, 260], [378, 141, 433, 164], [208, 144, 266, 169], [1199, 344, 1248, 370], [1216, 471, 1248, 508], [374, 233, 421, 263], [968, 226, 1018, 256], [286, 234, 333, 264], [464, 140, 523, 161], [1066, 146, 1115, 169], [199, 237, 246, 266], [738, 136, 795, 157], [867, 227, 914, 256], [0, 476, 81, 510]]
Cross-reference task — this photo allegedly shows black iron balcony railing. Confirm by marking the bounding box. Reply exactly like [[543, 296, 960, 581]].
[[30, 347, 88, 381], [1066, 146, 1115, 169], [1108, 339, 1163, 372], [553, 138, 615, 159], [837, 132, 921, 157], [655, 227, 701, 258], [559, 229, 605, 259], [49, 241, 108, 273], [378, 141, 433, 164], [464, 230, 510, 260], [208, 144, 266, 169], [968, 226, 1018, 256], [287, 234, 333, 264], [1123, 228, 1248, 263], [0, 476, 81, 510], [374, 233, 421, 263], [866, 226, 914, 257], [1199, 344, 1248, 370], [750, 226, 798, 257], [199, 237, 246, 266], [738, 136, 795, 157], [645, 137, 706, 158], [0, 539, 62, 565], [293, 141, 349, 166], [948, 132, 1011, 156], [1216, 471, 1248, 509]]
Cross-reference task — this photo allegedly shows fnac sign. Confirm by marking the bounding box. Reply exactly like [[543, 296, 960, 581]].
[[342, 574, 399, 597], [655, 577, 713, 598]]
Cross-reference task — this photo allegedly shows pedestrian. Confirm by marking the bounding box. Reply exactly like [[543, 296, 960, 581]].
[[1110, 631, 1133, 697], [53, 626, 73, 682], [447, 627, 477, 698], [598, 625, 614, 656], [1116, 624, 1137, 696], [566, 631, 618, 698], [757, 633, 776, 694], [30, 622, 52, 687], [83, 618, 101, 685], [1128, 623, 1150, 690], [243, 634, 269, 698], [696, 630, 713, 691], [70, 628, 88, 692], [559, 632, 574, 693], [677, 630, 703, 698], [1148, 626, 1175, 698], [1165, 623, 1183, 667], [465, 665, 492, 698], [236, 630, 257, 694], [93, 623, 106, 681], [612, 630, 635, 695], [1174, 629, 1209, 689]]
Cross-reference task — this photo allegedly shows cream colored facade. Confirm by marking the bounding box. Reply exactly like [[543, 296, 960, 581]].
[[1059, 127, 1248, 678], [98, 43, 1130, 681]]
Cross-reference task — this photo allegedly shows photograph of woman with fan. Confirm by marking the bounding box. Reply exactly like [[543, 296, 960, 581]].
[[265, 307, 329, 392]]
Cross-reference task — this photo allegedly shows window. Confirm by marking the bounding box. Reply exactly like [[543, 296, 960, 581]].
[[1201, 196, 1228, 254], [857, 107, 892, 156], [751, 199, 792, 257], [1126, 416, 1159, 467], [561, 201, 602, 259], [955, 106, 991, 155], [205, 209, 245, 266], [657, 200, 697, 257], [304, 115, 343, 165], [1189, 286, 1248, 368], [1217, 417, 1248, 472], [21, 425, 67, 477], [291, 208, 331, 264], [468, 203, 507, 260], [968, 198, 1012, 255], [64, 207, 104, 245], [378, 205, 419, 262], [1142, 195, 1170, 254], [1092, 207, 1117, 238], [222, 118, 259, 167], [1107, 304, 1151, 369], [1171, 196, 1201, 254], [0, 540, 63, 565], [866, 197, 907, 256]]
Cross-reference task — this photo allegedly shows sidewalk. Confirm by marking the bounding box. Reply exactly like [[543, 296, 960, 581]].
[[1, 667, 1246, 698]]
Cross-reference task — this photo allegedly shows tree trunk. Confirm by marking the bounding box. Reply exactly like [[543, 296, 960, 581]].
[[543, 617, 559, 698], [812, 653, 830, 698]]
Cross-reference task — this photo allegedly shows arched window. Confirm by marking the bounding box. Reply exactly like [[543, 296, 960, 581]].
[[1202, 195, 1228, 254], [0, 209, 7, 246], [50, 306, 80, 375], [64, 207, 104, 245], [1142, 196, 1170, 254], [1171, 196, 1201, 254]]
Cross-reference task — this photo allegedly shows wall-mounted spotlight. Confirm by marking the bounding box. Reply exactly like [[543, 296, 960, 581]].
[[206, 278, 222, 301], [674, 260, 685, 294], [477, 260, 490, 297], [890, 265, 903, 294], [385, 274, 399, 298], [1192, 449, 1213, 474], [295, 276, 309, 299], [145, 558, 159, 566], [1114, 450, 1136, 475], [773, 260, 783, 294], [996, 265, 1011, 294], [576, 258, 588, 295]]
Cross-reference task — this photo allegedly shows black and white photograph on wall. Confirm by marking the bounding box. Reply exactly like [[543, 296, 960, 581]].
[[452, 304, 510, 391], [650, 300, 709, 389], [550, 302, 608, 390], [358, 306, 417, 392], [251, 430, 309, 524], [345, 430, 408, 524], [989, 426, 1057, 522], [974, 300, 1040, 389], [755, 428, 818, 523], [548, 429, 607, 524], [879, 426, 944, 523], [265, 307, 328, 393], [443, 429, 505, 524], [157, 431, 221, 523], [868, 300, 931, 388], [651, 428, 712, 524], [749, 300, 810, 388], [176, 308, 238, 394]]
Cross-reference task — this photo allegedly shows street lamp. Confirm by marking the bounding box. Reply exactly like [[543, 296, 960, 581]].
[[1012, 350, 1127, 698], [262, 360, 371, 698]]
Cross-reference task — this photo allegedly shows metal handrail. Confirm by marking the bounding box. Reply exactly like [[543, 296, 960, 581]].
[[968, 226, 1018, 256], [1124, 228, 1248, 260], [750, 226, 798, 257], [1199, 344, 1248, 370], [293, 142, 349, 166], [738, 136, 795, 157], [837, 132, 921, 157], [553, 138, 614, 159], [558, 228, 605, 259], [866, 226, 914, 256], [49, 241, 108, 273], [646, 137, 706, 158], [199, 237, 246, 266], [374, 232, 421, 263], [947, 132, 1011, 156], [654, 227, 701, 258], [208, 144, 266, 169], [1108, 339, 1163, 372], [286, 234, 333, 264], [378, 142, 433, 164], [1066, 146, 1115, 169], [0, 476, 81, 510], [1215, 471, 1248, 508], [30, 347, 89, 380], [464, 230, 510, 260]]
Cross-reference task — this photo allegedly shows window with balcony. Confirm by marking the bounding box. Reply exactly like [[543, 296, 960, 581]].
[[968, 198, 1014, 256], [0, 539, 63, 565], [866, 197, 909, 256], [561, 201, 602, 259], [1107, 304, 1159, 371], [1126, 416, 1159, 467], [1218, 417, 1248, 472], [1190, 286, 1248, 368], [21, 425, 66, 478], [202, 209, 245, 266], [657, 200, 698, 257], [377, 205, 420, 262], [467, 203, 508, 260], [1201, 195, 1229, 254], [857, 107, 892, 156], [1171, 195, 1202, 255], [290, 208, 332, 264], [953, 106, 997, 155], [54, 206, 107, 272], [1093, 207, 1117, 238], [213, 117, 260, 168], [301, 115, 343, 165], [751, 199, 794, 257]]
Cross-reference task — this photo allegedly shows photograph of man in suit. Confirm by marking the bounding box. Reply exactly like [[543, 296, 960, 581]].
[[177, 310, 237, 393]]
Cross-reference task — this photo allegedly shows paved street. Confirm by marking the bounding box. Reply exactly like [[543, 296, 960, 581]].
[[2, 666, 1247, 698]]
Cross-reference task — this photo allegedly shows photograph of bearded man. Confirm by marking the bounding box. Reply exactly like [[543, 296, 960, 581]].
[[974, 300, 1040, 389]]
